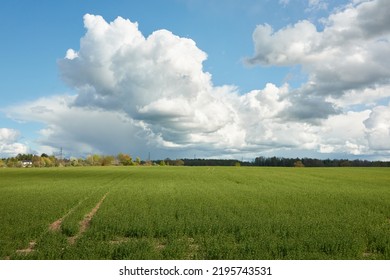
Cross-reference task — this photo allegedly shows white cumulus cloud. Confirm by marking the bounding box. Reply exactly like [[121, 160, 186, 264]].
[[364, 104, 390, 152], [248, 0, 390, 120], [0, 128, 29, 157]]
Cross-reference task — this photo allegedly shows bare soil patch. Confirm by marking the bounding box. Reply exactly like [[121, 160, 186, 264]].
[[109, 236, 168, 252], [49, 219, 63, 232], [109, 236, 131, 245], [156, 242, 166, 251], [16, 240, 36, 255]]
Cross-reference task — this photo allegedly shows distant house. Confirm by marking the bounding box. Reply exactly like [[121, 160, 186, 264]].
[[21, 160, 33, 167]]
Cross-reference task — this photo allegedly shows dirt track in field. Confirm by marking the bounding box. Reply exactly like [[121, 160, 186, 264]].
[[49, 199, 85, 232], [68, 192, 109, 245], [12, 193, 109, 257]]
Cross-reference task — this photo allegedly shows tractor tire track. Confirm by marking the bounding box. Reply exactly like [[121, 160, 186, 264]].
[[68, 192, 109, 245], [13, 171, 126, 257], [49, 199, 86, 232]]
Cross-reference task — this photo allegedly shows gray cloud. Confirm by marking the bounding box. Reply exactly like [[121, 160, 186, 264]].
[[281, 91, 340, 122], [354, 0, 390, 39]]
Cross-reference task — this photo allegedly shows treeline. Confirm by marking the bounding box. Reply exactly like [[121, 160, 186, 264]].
[[253, 156, 390, 167], [0, 153, 60, 168], [182, 158, 251, 166], [0, 153, 147, 168], [1, 153, 390, 168]]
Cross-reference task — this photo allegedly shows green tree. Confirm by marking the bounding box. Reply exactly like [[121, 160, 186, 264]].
[[70, 157, 79, 166], [294, 160, 305, 168], [6, 158, 17, 167], [117, 153, 133, 166], [102, 155, 115, 166], [85, 155, 93, 166], [86, 154, 102, 166], [43, 157, 53, 167], [32, 155, 42, 167], [49, 155, 58, 167], [340, 160, 351, 167], [174, 159, 184, 166]]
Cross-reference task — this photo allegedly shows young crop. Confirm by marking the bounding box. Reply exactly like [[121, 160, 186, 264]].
[[1, 167, 389, 260]]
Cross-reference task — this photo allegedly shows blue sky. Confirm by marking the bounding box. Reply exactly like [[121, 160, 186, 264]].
[[1, 0, 390, 160]]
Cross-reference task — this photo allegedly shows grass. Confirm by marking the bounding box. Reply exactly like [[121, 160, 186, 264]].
[[0, 166, 389, 259]]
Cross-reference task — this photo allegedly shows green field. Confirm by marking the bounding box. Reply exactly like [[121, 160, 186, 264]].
[[0, 166, 389, 260]]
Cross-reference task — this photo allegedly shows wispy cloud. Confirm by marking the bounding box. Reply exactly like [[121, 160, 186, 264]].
[[306, 0, 328, 11], [279, 0, 290, 7]]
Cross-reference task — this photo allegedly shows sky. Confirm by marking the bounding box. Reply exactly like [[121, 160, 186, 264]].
[[1, 0, 390, 161]]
